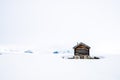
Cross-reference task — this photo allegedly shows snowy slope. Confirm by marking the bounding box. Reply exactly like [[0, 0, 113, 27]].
[[0, 54, 120, 80]]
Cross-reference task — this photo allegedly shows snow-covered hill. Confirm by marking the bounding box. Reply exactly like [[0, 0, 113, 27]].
[[0, 53, 120, 80]]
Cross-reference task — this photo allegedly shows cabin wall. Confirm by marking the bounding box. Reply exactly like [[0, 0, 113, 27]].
[[74, 48, 89, 55]]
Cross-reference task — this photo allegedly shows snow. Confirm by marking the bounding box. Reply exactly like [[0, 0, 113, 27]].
[[1, 0, 120, 79], [0, 53, 120, 80]]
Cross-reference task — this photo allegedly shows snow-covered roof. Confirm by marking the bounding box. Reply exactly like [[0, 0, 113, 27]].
[[73, 42, 91, 49]]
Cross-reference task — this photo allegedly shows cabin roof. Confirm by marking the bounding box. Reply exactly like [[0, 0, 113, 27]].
[[73, 42, 91, 49]]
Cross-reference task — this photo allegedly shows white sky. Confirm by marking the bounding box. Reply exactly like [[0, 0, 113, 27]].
[[0, 0, 120, 54]]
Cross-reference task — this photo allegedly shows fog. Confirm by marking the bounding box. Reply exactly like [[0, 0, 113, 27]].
[[0, 0, 120, 54]]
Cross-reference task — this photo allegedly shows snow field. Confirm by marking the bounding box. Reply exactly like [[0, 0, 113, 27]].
[[0, 54, 120, 80]]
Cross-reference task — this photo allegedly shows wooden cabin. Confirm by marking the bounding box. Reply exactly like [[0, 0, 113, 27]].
[[73, 42, 90, 59]]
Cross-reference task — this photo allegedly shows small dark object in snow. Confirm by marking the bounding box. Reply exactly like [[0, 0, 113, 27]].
[[94, 56, 100, 59], [24, 50, 33, 53], [53, 51, 59, 54]]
